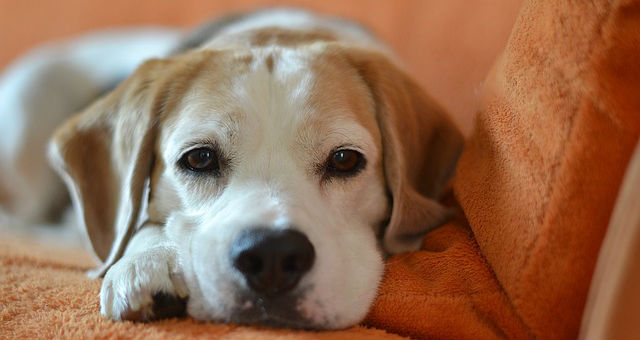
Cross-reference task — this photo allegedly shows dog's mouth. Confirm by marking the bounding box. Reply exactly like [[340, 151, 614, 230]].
[[149, 290, 320, 329], [227, 291, 321, 330]]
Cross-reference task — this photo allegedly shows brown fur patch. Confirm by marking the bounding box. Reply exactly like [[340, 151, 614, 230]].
[[265, 54, 274, 73], [56, 121, 117, 260], [305, 48, 385, 198], [313, 45, 463, 253]]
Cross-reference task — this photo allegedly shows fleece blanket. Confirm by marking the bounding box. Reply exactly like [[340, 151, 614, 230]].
[[0, 233, 406, 339], [0, 217, 527, 339], [1, 0, 640, 339], [453, 0, 640, 338]]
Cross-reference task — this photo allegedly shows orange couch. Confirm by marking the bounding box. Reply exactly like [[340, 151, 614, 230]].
[[1, 0, 639, 339]]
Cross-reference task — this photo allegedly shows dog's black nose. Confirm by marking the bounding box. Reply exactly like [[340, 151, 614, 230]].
[[231, 228, 315, 296]]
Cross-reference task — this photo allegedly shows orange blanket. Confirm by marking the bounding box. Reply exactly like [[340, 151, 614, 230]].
[[0, 219, 529, 339], [0, 234, 405, 339], [452, 0, 640, 338], [2, 0, 639, 339]]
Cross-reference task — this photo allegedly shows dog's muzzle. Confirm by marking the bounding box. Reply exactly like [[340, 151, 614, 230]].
[[228, 228, 317, 328]]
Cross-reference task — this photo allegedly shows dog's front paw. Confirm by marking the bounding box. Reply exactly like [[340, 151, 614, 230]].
[[100, 246, 189, 321]]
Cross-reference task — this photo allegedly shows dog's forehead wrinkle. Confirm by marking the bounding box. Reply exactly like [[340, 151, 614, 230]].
[[164, 47, 376, 166], [237, 48, 313, 113], [223, 48, 317, 166]]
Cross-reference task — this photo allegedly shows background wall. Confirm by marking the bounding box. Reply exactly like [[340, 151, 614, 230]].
[[0, 0, 523, 134]]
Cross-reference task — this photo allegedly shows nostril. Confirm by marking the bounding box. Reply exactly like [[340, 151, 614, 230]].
[[235, 252, 263, 275], [282, 250, 313, 273], [282, 254, 299, 273]]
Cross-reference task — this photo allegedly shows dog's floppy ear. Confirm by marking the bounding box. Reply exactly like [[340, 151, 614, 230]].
[[48, 58, 173, 277], [345, 48, 464, 254]]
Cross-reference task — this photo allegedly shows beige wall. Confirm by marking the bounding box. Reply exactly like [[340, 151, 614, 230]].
[[0, 0, 523, 134]]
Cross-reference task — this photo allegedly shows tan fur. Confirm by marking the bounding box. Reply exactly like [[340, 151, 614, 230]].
[[335, 46, 465, 252], [50, 56, 197, 275]]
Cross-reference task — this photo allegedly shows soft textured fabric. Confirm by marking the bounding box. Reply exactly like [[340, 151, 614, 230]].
[[0, 233, 406, 340], [0, 218, 531, 340], [454, 0, 640, 338], [365, 217, 532, 339]]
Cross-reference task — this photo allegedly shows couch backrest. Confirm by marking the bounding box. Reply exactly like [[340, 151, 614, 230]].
[[454, 0, 640, 338]]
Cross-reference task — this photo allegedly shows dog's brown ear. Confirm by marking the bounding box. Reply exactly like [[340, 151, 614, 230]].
[[344, 48, 464, 253], [48, 58, 172, 277]]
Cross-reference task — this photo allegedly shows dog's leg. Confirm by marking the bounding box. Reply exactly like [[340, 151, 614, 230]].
[[100, 224, 189, 321]]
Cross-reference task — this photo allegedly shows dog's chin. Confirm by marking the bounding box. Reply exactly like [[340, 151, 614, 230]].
[[227, 294, 324, 330], [186, 289, 334, 330], [228, 313, 323, 330], [189, 296, 336, 331]]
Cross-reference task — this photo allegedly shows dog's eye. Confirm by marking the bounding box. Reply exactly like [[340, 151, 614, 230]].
[[180, 147, 219, 172], [326, 149, 365, 178]]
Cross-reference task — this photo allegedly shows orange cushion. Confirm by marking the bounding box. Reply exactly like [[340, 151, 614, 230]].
[[454, 0, 640, 338]]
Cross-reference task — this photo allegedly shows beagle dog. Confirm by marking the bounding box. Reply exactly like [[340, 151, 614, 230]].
[[5, 8, 463, 329]]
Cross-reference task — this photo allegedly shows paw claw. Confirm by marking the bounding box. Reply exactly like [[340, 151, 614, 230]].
[[170, 271, 190, 299]]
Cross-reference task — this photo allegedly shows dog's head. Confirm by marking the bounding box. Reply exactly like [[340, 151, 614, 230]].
[[49, 44, 462, 329]]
